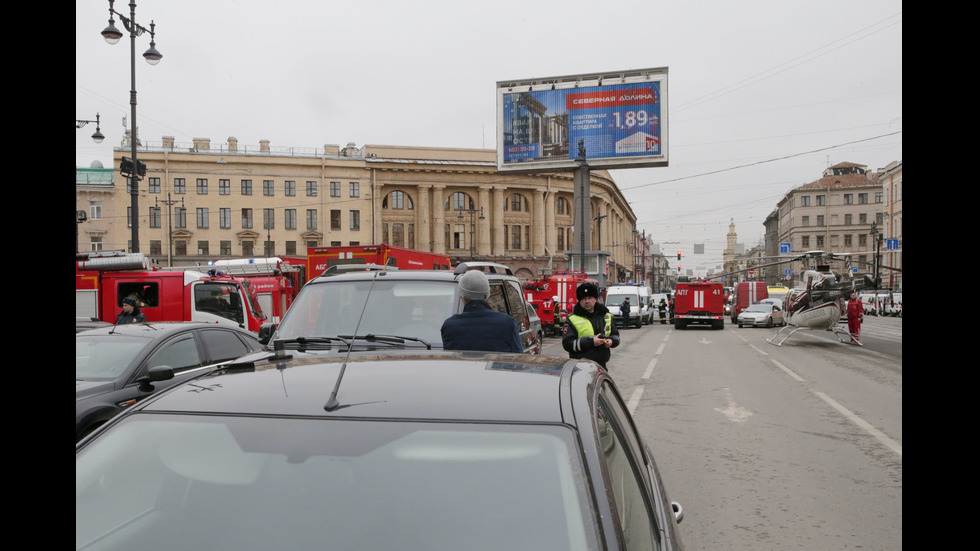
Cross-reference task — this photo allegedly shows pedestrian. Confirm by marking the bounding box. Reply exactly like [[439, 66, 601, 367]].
[[846, 290, 863, 344], [115, 296, 147, 324], [620, 296, 631, 329], [561, 282, 620, 370], [658, 298, 668, 324], [441, 269, 523, 353]]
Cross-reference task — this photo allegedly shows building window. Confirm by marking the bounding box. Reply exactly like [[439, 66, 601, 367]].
[[859, 234, 867, 247], [800, 196, 810, 207], [556, 197, 569, 215], [285, 180, 296, 196], [392, 223, 405, 247], [801, 216, 809, 226], [330, 181, 341, 197], [264, 239, 275, 257], [89, 201, 103, 220], [843, 193, 853, 204], [219, 179, 230, 195], [263, 209, 275, 229], [509, 225, 523, 249], [506, 193, 528, 212], [845, 213, 853, 225], [816, 195, 825, 206], [331, 210, 341, 230], [174, 178, 186, 194], [149, 240, 161, 255], [816, 215, 824, 226], [285, 209, 297, 230], [858, 193, 868, 204], [306, 240, 319, 250], [220, 208, 231, 229], [175, 240, 187, 256], [241, 179, 252, 195], [149, 177, 161, 193], [196, 178, 208, 194], [801, 236, 810, 248], [264, 180, 275, 196], [844, 234, 852, 247], [350, 210, 360, 230], [89, 236, 104, 251], [150, 207, 161, 228], [220, 241, 231, 255], [242, 208, 253, 229], [876, 212, 884, 225], [286, 241, 297, 255], [859, 213, 867, 224], [306, 181, 318, 196], [306, 209, 317, 230], [349, 182, 359, 197], [875, 191, 883, 203], [386, 190, 408, 209], [175, 207, 187, 229], [816, 235, 824, 247], [198, 241, 209, 255], [242, 241, 254, 256], [447, 191, 471, 211], [197, 208, 209, 229]]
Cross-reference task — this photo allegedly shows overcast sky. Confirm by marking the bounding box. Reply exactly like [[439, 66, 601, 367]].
[[76, 0, 902, 275]]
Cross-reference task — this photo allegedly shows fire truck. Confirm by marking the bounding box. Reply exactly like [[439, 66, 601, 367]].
[[306, 244, 451, 280], [673, 280, 725, 330], [209, 257, 307, 324], [76, 250, 267, 333], [522, 271, 593, 336]]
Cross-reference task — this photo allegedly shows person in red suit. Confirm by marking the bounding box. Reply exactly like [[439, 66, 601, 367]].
[[846, 291, 864, 344]]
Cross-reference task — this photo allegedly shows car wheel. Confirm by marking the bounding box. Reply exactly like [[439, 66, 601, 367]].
[[738, 323, 743, 328], [766, 318, 773, 328]]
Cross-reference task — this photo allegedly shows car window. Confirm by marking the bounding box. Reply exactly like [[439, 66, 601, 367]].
[[145, 335, 203, 374], [76, 335, 149, 380], [200, 329, 260, 363], [596, 385, 660, 550], [503, 280, 529, 329]]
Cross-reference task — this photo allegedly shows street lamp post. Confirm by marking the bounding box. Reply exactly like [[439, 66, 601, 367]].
[[76, 114, 106, 253], [156, 193, 183, 267], [101, 0, 162, 254], [456, 207, 485, 259]]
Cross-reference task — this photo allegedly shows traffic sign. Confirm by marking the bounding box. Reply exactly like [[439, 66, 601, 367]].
[[887, 239, 898, 250], [780, 242, 791, 254]]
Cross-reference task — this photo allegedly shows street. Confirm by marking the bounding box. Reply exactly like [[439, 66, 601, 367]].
[[541, 315, 902, 550]]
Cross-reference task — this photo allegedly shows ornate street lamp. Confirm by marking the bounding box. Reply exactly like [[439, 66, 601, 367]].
[[102, 0, 162, 253], [456, 206, 485, 259], [75, 113, 105, 143]]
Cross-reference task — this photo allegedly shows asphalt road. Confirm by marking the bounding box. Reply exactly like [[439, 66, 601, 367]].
[[541, 315, 901, 550]]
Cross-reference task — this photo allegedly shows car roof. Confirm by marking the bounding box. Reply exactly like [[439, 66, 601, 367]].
[[76, 321, 252, 338], [131, 352, 594, 425], [307, 262, 518, 285]]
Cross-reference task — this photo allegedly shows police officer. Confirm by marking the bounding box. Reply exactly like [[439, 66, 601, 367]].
[[561, 282, 620, 369], [620, 296, 631, 329], [115, 297, 147, 324]]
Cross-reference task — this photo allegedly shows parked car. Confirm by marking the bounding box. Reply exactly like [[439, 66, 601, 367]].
[[524, 300, 544, 352], [76, 319, 112, 333], [737, 302, 786, 328], [76, 350, 685, 550], [257, 262, 542, 355], [75, 322, 262, 441]]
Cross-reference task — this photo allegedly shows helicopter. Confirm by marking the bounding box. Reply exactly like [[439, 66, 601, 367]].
[[706, 250, 894, 346]]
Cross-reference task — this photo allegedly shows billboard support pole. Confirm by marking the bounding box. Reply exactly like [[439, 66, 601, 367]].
[[573, 140, 590, 274]]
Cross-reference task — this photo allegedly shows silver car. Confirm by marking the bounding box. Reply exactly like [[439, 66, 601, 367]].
[[737, 303, 786, 328]]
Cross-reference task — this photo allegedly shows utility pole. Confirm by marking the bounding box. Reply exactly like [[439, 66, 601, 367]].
[[156, 193, 183, 267]]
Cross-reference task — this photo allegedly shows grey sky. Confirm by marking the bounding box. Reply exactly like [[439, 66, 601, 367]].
[[76, 0, 902, 275]]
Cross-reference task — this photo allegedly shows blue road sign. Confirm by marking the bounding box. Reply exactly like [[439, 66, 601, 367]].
[[887, 239, 898, 250], [780, 242, 791, 254]]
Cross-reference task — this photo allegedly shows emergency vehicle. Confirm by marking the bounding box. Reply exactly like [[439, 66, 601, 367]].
[[210, 257, 307, 324], [306, 244, 451, 280], [522, 271, 593, 336], [730, 281, 768, 323], [76, 250, 266, 333], [673, 280, 725, 329]]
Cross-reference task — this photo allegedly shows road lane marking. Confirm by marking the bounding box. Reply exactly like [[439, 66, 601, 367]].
[[627, 387, 643, 414], [814, 391, 902, 457], [770, 359, 805, 382], [642, 357, 657, 380]]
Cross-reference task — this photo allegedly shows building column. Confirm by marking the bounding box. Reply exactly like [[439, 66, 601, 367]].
[[372, 180, 384, 245], [492, 186, 506, 255], [478, 185, 491, 255], [532, 189, 546, 256], [416, 184, 431, 251], [431, 185, 445, 254], [544, 183, 556, 256]]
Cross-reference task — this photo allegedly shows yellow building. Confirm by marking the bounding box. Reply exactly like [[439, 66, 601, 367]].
[[80, 136, 639, 281]]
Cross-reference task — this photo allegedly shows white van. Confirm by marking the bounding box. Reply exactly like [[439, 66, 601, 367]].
[[636, 286, 654, 324], [604, 284, 643, 329]]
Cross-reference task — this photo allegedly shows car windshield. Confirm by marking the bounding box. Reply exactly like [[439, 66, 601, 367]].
[[76, 335, 150, 380], [77, 414, 597, 550], [744, 304, 773, 313], [274, 279, 457, 347], [605, 295, 628, 306]]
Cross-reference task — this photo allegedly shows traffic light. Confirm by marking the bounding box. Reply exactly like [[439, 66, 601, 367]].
[[677, 264, 681, 271], [677, 251, 681, 261], [120, 156, 147, 177]]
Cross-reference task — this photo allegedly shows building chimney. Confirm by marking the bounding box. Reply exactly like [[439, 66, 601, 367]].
[[260, 140, 270, 152], [228, 137, 238, 152], [193, 138, 210, 151], [162, 136, 175, 150]]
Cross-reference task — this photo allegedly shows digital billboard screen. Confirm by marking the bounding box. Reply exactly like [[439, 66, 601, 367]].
[[496, 68, 668, 172]]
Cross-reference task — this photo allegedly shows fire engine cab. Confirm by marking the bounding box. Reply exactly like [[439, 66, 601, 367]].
[[522, 271, 593, 336], [76, 250, 266, 333], [210, 257, 306, 324]]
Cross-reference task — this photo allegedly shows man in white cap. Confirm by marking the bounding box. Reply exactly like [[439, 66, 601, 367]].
[[441, 269, 523, 353]]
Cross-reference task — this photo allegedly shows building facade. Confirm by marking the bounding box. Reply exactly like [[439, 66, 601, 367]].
[[78, 137, 640, 283], [879, 161, 902, 290], [76, 165, 116, 254]]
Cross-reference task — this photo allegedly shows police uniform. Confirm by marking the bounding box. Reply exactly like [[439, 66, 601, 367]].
[[561, 283, 620, 369]]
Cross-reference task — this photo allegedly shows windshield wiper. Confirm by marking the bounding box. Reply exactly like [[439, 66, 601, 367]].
[[275, 336, 352, 349], [338, 334, 432, 350]]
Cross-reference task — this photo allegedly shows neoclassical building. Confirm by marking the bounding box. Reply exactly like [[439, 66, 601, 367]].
[[78, 136, 639, 282]]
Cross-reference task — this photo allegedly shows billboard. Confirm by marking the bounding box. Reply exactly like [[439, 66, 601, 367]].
[[497, 68, 668, 172]]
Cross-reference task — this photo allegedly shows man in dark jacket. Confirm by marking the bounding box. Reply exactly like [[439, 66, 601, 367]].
[[115, 297, 147, 324], [620, 296, 631, 329], [561, 282, 620, 369], [441, 270, 523, 353]]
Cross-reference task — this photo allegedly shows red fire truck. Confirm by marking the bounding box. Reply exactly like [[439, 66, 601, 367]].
[[522, 271, 593, 336], [306, 244, 451, 279], [673, 280, 725, 330], [76, 250, 267, 333], [210, 257, 307, 324]]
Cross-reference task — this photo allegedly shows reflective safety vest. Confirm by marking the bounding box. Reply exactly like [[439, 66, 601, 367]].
[[568, 312, 612, 337]]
